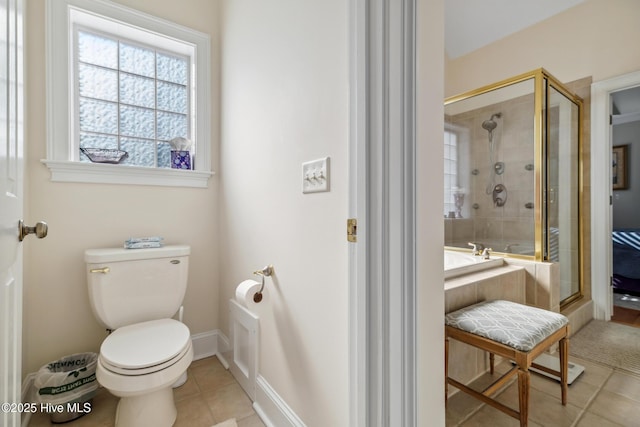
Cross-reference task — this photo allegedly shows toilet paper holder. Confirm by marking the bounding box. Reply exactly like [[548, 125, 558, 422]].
[[252, 265, 273, 303]]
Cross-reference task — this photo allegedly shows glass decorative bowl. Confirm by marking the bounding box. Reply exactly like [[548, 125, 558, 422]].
[[80, 148, 128, 164]]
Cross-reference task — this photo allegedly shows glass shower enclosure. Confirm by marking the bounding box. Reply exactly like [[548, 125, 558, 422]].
[[444, 68, 583, 307]]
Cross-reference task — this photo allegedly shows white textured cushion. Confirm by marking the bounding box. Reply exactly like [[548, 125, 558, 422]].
[[445, 300, 568, 352]]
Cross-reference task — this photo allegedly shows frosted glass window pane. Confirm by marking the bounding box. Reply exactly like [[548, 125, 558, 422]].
[[78, 31, 118, 69], [120, 137, 156, 167], [78, 64, 118, 102], [73, 27, 196, 172], [79, 133, 118, 162], [157, 111, 187, 140], [79, 132, 118, 149], [120, 105, 155, 139], [157, 53, 188, 85], [120, 73, 155, 108], [157, 142, 172, 168], [119, 43, 155, 77], [157, 81, 187, 114], [79, 98, 118, 134]]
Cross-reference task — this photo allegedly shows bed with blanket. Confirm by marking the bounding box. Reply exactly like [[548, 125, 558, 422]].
[[612, 229, 640, 297]]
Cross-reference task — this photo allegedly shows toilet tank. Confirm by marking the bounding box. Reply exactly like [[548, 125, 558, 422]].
[[85, 245, 190, 330]]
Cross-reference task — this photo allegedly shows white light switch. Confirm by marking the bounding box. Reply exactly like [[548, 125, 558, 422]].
[[302, 157, 330, 194]]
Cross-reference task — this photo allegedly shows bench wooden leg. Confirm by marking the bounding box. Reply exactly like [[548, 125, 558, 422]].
[[517, 368, 530, 427], [560, 337, 568, 405], [489, 352, 495, 375]]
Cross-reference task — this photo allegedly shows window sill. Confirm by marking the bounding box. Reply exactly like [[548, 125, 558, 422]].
[[41, 160, 213, 188]]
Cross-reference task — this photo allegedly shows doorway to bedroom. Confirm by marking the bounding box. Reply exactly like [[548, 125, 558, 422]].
[[610, 86, 640, 327]]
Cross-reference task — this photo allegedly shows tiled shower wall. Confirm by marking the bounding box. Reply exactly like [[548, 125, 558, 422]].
[[445, 89, 536, 254]]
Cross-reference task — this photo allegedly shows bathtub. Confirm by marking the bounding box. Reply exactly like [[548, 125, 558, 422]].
[[444, 250, 503, 279]]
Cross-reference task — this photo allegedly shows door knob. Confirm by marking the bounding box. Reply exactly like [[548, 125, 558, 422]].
[[18, 220, 48, 242]]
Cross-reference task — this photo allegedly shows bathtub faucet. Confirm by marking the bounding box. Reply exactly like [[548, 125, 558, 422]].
[[468, 242, 485, 256]]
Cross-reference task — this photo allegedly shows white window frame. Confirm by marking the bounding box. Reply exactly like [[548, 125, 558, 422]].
[[443, 122, 470, 219], [443, 128, 458, 217], [44, 0, 212, 188]]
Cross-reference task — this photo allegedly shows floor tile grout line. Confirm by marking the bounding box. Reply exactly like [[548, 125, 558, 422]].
[[568, 368, 614, 427], [450, 361, 629, 426], [450, 372, 518, 426]]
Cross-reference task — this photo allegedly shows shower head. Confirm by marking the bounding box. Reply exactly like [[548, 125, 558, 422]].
[[482, 119, 497, 132], [481, 112, 502, 132]]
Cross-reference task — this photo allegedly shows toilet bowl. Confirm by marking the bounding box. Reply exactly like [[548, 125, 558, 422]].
[[85, 245, 192, 427], [96, 319, 193, 426]]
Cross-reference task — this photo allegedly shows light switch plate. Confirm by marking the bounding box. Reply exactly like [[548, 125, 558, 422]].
[[302, 157, 330, 193]]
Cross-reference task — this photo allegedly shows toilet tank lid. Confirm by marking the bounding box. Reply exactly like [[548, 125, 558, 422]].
[[85, 245, 190, 263]]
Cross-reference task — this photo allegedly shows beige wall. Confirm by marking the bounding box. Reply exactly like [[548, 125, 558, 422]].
[[218, 0, 349, 425], [445, 0, 640, 97], [23, 0, 221, 374]]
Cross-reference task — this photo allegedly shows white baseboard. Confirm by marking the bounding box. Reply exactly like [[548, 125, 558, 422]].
[[216, 330, 231, 354], [254, 375, 306, 427], [191, 329, 222, 361], [216, 331, 231, 369], [215, 328, 305, 427]]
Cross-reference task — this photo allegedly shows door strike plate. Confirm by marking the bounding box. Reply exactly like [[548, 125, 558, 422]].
[[347, 218, 357, 242]]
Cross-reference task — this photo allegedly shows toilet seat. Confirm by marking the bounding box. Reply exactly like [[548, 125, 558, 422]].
[[100, 318, 191, 376]]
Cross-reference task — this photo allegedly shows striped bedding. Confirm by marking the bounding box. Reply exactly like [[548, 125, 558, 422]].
[[613, 229, 640, 296]]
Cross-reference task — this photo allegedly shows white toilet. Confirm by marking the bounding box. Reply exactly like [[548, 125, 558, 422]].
[[85, 245, 193, 427]]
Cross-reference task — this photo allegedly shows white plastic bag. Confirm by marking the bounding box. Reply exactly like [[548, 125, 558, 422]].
[[35, 352, 98, 404]]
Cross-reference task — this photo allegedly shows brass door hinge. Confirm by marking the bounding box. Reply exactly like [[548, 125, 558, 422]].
[[347, 218, 357, 242]]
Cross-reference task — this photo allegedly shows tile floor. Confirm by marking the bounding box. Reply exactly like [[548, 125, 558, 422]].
[[446, 355, 640, 426], [28, 323, 640, 427], [28, 356, 265, 427]]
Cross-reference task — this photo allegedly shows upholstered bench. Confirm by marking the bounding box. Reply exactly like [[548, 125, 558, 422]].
[[445, 300, 569, 427]]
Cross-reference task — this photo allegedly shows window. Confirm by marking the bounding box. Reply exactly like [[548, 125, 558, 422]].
[[44, 0, 212, 187], [76, 30, 190, 168], [444, 129, 458, 217]]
